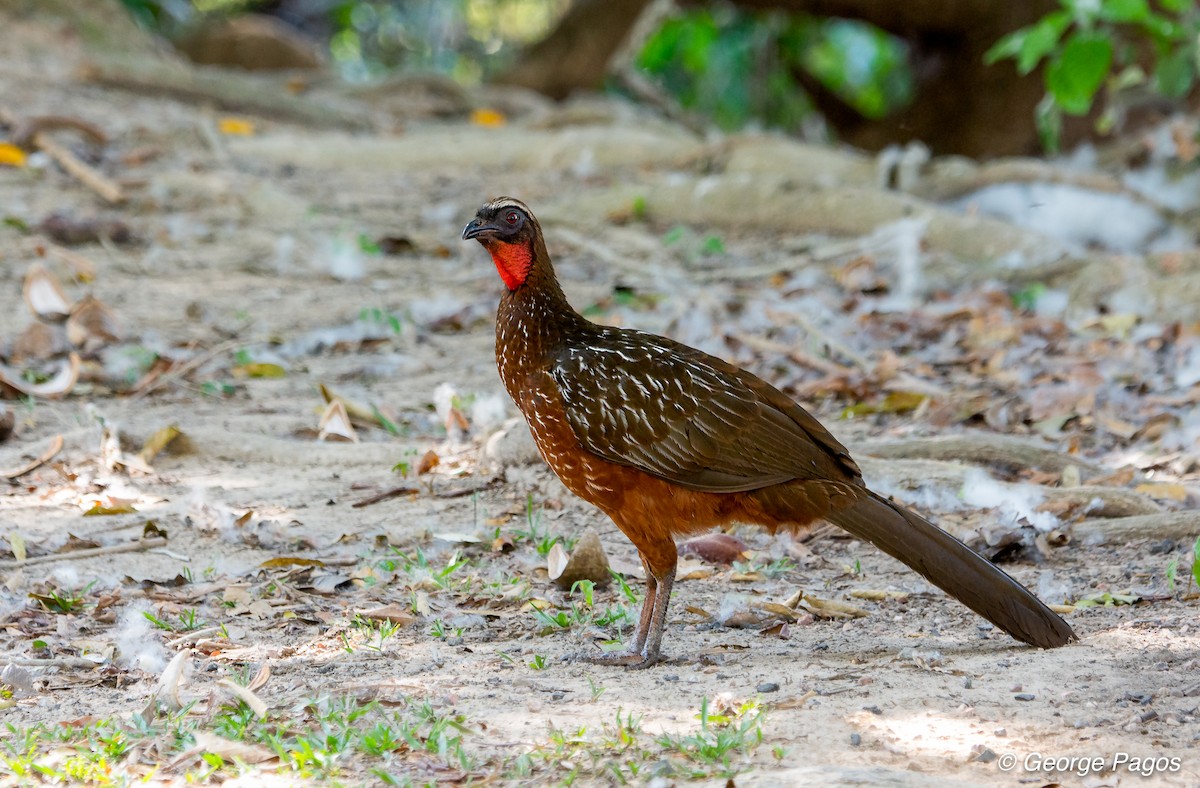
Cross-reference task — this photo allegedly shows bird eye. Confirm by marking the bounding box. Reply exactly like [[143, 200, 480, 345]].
[[505, 211, 520, 226]]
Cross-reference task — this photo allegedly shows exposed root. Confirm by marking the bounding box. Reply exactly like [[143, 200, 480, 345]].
[[1072, 511, 1200, 545], [856, 434, 1111, 478]]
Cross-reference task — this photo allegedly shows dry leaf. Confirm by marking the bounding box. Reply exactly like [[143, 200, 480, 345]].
[[0, 352, 80, 399], [139, 425, 182, 465], [217, 117, 256, 136], [416, 449, 439, 475], [0, 142, 27, 167], [64, 294, 120, 350], [190, 731, 276, 764], [680, 532, 748, 565], [549, 530, 611, 589], [218, 679, 268, 718], [546, 542, 568, 582], [7, 533, 27, 562], [260, 557, 325, 568], [798, 594, 869, 619], [22, 264, 72, 322], [246, 664, 271, 692], [676, 558, 714, 581], [1134, 483, 1189, 502], [358, 604, 417, 626], [233, 362, 286, 379], [82, 501, 137, 516], [318, 383, 389, 429], [317, 400, 357, 442], [470, 108, 506, 127], [10, 321, 69, 362], [850, 589, 910, 601]]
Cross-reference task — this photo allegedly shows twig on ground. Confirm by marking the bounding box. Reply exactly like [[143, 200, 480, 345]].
[[31, 132, 126, 204], [351, 486, 420, 508], [1, 434, 64, 479], [130, 339, 244, 399], [2, 657, 101, 669], [0, 537, 167, 569]]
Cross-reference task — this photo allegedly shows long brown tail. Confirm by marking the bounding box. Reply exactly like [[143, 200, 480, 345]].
[[824, 489, 1075, 649]]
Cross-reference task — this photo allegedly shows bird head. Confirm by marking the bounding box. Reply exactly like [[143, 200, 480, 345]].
[[462, 197, 542, 290]]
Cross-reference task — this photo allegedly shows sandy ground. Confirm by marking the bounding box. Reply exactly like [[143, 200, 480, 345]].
[[1, 14, 1199, 787]]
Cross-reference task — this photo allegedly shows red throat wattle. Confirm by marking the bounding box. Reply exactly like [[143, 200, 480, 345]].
[[487, 241, 533, 290]]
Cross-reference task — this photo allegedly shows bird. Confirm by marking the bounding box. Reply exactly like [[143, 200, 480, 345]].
[[462, 196, 1075, 669]]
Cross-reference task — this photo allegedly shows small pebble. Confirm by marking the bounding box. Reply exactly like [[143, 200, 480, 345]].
[[1139, 710, 1158, 723], [1147, 539, 1175, 554], [994, 727, 1007, 737], [756, 682, 780, 693], [973, 748, 997, 763], [963, 677, 973, 690], [863, 705, 882, 715], [663, 674, 679, 682], [849, 733, 861, 746], [1014, 693, 1035, 701], [551, 692, 564, 701]]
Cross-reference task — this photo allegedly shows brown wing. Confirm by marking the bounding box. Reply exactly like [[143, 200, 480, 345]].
[[549, 328, 861, 493]]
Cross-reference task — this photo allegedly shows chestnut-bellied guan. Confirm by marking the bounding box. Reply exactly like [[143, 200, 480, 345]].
[[463, 197, 1075, 669]]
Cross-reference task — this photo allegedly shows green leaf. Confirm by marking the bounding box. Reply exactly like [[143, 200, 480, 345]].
[[1099, 0, 1150, 23], [1036, 94, 1064, 154], [984, 29, 1026, 65], [1191, 536, 1200, 588], [1046, 33, 1113, 114], [1153, 47, 1196, 97], [1016, 12, 1073, 75]]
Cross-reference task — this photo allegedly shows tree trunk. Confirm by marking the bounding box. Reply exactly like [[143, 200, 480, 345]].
[[494, 0, 653, 99]]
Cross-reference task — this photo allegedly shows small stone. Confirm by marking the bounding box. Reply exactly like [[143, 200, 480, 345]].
[[994, 727, 1007, 737], [551, 692, 564, 701], [849, 733, 862, 746], [663, 674, 679, 682], [756, 682, 780, 693], [973, 748, 997, 763], [1014, 693, 1035, 701], [1139, 710, 1158, 723], [863, 705, 882, 715], [963, 677, 973, 690], [1147, 539, 1175, 554]]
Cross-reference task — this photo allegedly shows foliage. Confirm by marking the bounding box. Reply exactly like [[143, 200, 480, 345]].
[[121, 0, 566, 82], [986, 0, 1200, 151], [637, 7, 912, 133]]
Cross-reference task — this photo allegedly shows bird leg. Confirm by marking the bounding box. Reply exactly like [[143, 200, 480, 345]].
[[580, 558, 676, 670]]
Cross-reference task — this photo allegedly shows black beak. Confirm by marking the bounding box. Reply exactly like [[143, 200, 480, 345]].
[[462, 217, 498, 241]]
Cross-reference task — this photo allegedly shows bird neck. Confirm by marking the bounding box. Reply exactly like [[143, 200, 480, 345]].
[[495, 247, 584, 373]]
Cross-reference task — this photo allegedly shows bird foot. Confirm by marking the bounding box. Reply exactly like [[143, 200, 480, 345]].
[[575, 649, 661, 670]]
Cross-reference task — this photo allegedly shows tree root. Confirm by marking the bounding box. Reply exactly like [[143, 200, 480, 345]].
[[78, 56, 374, 131], [1072, 512, 1200, 545], [855, 433, 1111, 478], [855, 456, 1161, 519]]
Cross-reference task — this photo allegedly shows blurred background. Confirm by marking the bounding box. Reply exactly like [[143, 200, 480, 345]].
[[114, 0, 1200, 158]]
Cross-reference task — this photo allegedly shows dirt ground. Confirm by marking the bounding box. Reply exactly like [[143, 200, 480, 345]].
[[1, 13, 1199, 788]]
